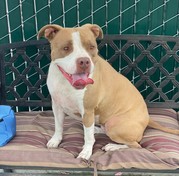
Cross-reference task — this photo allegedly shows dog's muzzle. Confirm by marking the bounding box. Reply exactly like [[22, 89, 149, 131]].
[[57, 66, 94, 89]]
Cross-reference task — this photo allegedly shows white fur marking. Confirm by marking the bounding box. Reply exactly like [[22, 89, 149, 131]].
[[47, 101, 65, 148], [77, 123, 95, 160], [102, 143, 129, 152], [54, 32, 94, 75], [47, 61, 86, 118]]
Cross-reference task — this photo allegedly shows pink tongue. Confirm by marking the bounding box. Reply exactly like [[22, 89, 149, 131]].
[[72, 74, 94, 89]]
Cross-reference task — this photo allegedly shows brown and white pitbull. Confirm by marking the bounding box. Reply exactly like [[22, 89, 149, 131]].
[[38, 24, 179, 160]]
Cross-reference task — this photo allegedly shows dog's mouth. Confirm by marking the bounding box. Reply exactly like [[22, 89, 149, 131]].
[[57, 66, 94, 89]]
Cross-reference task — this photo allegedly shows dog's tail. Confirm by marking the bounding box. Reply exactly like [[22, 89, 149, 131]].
[[148, 118, 179, 135]]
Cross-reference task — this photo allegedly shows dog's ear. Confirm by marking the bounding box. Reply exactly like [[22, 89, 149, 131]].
[[91, 24, 103, 39], [37, 24, 63, 41], [82, 24, 103, 39]]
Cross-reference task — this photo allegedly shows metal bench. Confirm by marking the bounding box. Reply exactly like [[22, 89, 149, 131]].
[[0, 35, 179, 175]]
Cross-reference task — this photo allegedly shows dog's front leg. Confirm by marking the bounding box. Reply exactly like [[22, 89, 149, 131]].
[[77, 112, 95, 160], [47, 100, 65, 148]]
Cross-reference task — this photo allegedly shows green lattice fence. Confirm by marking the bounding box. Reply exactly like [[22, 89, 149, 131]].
[[0, 0, 179, 111]]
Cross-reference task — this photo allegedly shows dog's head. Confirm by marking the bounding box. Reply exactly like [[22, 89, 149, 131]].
[[38, 24, 103, 89]]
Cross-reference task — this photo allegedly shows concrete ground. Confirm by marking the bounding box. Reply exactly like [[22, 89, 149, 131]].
[[1, 169, 179, 176]]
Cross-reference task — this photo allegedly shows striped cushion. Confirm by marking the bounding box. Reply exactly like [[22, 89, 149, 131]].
[[0, 111, 86, 169], [0, 109, 179, 171], [141, 108, 179, 166], [91, 109, 179, 170]]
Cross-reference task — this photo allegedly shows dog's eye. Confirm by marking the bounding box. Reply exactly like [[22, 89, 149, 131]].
[[89, 45, 95, 50], [63, 46, 69, 51]]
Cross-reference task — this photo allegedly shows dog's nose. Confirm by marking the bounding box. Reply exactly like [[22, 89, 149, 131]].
[[76, 57, 91, 72]]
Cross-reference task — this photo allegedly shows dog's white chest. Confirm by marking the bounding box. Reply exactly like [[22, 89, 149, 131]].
[[47, 63, 85, 119], [59, 89, 85, 119]]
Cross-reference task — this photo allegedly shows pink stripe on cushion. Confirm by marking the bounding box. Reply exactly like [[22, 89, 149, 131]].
[[142, 137, 179, 151], [148, 108, 177, 119]]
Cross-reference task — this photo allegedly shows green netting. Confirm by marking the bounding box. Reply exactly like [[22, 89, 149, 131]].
[[1, 0, 179, 44]]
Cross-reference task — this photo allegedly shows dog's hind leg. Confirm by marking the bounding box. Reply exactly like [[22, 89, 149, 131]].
[[104, 126, 143, 151], [103, 115, 145, 151], [102, 143, 129, 151], [102, 141, 141, 152]]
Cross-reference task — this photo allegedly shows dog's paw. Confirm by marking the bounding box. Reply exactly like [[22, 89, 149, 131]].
[[102, 143, 129, 151], [77, 146, 92, 160], [47, 137, 61, 148]]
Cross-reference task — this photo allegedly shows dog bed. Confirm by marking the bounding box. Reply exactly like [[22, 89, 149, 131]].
[[0, 108, 178, 171]]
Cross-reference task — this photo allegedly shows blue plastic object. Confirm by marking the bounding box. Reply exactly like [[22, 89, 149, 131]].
[[0, 105, 16, 146]]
